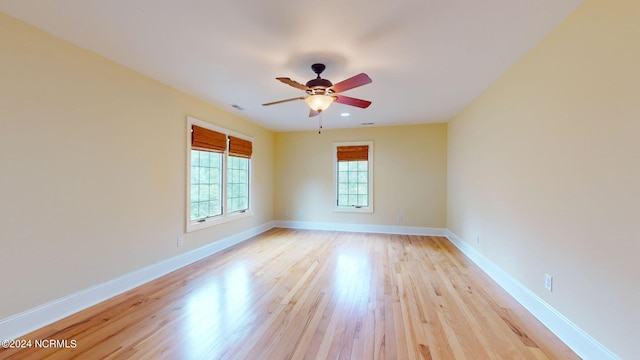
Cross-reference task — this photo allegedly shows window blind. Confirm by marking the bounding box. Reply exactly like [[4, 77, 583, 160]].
[[337, 145, 369, 162], [192, 125, 226, 152], [228, 136, 253, 158]]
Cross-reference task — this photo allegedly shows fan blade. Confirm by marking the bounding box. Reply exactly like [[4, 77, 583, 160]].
[[276, 77, 310, 91], [335, 95, 372, 109], [262, 97, 305, 106], [309, 109, 320, 117], [330, 73, 372, 93]]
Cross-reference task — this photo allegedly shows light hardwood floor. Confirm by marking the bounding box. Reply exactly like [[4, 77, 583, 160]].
[[1, 228, 579, 359]]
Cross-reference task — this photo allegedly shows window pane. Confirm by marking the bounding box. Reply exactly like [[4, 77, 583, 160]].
[[199, 167, 209, 183], [190, 150, 222, 220], [227, 156, 249, 213], [210, 200, 220, 215], [358, 195, 368, 206], [198, 202, 209, 216], [336, 158, 369, 208], [210, 184, 220, 200], [199, 152, 209, 166], [191, 151, 200, 166], [191, 166, 199, 184], [200, 184, 210, 199], [191, 203, 199, 219]]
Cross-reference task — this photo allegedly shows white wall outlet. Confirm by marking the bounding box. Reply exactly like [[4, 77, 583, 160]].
[[397, 214, 403, 222], [475, 234, 480, 244], [285, 210, 289, 217], [545, 274, 553, 292], [177, 236, 184, 247]]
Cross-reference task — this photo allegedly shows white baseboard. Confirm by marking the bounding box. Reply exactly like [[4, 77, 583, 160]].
[[445, 230, 620, 360], [0, 221, 276, 341], [274, 220, 448, 236]]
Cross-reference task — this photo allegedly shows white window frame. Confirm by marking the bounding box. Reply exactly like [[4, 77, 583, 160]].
[[333, 141, 374, 213], [186, 116, 253, 232]]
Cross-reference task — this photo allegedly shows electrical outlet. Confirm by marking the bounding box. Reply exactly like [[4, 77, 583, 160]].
[[285, 210, 289, 217], [177, 236, 184, 247], [476, 234, 480, 244], [545, 274, 553, 292], [397, 214, 403, 222]]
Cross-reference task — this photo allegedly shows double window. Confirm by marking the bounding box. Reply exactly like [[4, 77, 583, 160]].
[[187, 117, 252, 231], [333, 141, 373, 213]]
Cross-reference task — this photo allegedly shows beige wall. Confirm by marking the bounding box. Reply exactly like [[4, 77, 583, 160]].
[[275, 124, 447, 228], [0, 13, 274, 319], [447, 0, 639, 358]]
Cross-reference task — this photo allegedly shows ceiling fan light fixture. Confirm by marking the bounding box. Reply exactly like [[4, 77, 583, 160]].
[[305, 94, 334, 112]]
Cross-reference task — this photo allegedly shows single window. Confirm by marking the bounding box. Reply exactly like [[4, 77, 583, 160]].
[[187, 117, 253, 232], [190, 150, 223, 220], [333, 141, 373, 213], [227, 156, 249, 213]]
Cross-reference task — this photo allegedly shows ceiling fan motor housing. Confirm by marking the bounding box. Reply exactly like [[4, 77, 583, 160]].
[[305, 77, 333, 89], [306, 63, 333, 93]]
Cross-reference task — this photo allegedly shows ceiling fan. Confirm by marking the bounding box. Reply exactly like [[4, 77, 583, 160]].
[[263, 63, 372, 117]]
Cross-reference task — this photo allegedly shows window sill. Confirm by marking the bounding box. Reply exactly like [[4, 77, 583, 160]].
[[333, 206, 374, 214], [186, 210, 253, 233]]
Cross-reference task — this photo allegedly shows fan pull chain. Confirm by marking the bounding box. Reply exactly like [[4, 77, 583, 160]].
[[318, 113, 323, 134]]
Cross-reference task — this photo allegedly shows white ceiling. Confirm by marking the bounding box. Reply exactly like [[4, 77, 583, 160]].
[[0, 0, 582, 132]]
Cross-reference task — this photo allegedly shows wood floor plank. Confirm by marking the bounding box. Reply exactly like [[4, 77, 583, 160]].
[[0, 229, 580, 360]]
